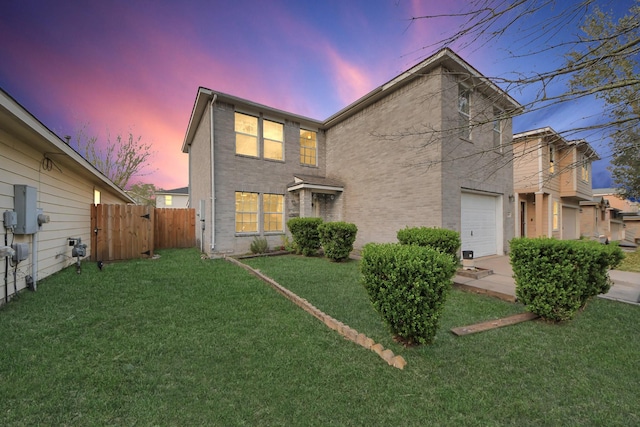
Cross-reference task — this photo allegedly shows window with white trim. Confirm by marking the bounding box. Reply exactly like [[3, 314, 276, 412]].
[[549, 145, 555, 174], [94, 189, 101, 205], [552, 200, 560, 231], [493, 108, 503, 150], [263, 120, 284, 160], [580, 153, 590, 182], [458, 84, 471, 140], [263, 194, 284, 232], [235, 112, 259, 157], [300, 129, 317, 166], [235, 191, 258, 233], [165, 195, 173, 206]]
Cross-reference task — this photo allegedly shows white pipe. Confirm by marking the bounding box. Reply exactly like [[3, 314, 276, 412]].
[[32, 233, 38, 291], [210, 94, 217, 252]]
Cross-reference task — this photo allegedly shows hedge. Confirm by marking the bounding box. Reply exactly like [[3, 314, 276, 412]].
[[287, 217, 323, 256], [510, 238, 624, 321], [318, 221, 358, 262], [360, 243, 457, 345], [397, 227, 461, 259]]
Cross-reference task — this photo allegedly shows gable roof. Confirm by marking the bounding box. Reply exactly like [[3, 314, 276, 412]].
[[182, 48, 523, 153], [513, 126, 599, 160], [181, 88, 322, 153], [325, 48, 523, 128], [156, 186, 188, 195], [0, 88, 134, 203]]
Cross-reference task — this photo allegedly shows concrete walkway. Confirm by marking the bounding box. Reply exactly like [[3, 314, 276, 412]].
[[454, 255, 640, 306]]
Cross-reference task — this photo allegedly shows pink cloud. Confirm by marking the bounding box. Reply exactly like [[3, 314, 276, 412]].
[[319, 44, 375, 106]]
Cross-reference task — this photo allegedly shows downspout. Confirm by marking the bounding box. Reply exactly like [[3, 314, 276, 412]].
[[31, 233, 38, 291], [210, 94, 217, 252]]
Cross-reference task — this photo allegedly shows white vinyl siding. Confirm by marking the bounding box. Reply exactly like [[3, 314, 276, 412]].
[[1, 127, 130, 299]]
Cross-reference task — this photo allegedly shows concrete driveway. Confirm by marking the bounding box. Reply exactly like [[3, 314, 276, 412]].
[[454, 255, 640, 305]]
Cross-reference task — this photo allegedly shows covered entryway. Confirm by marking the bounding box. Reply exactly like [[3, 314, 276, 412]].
[[461, 192, 500, 258], [287, 175, 344, 221]]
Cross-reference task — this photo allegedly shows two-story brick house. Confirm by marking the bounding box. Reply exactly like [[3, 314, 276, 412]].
[[182, 48, 522, 257], [512, 127, 598, 240]]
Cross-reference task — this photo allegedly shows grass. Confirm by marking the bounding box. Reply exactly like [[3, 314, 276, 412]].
[[618, 248, 640, 272], [0, 249, 638, 426]]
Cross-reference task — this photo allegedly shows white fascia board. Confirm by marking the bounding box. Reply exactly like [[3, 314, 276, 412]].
[[181, 87, 213, 153], [287, 183, 344, 193], [1, 90, 134, 203]]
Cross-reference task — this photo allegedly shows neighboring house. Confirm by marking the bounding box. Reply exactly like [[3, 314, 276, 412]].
[[0, 88, 134, 303], [592, 188, 640, 246], [580, 197, 624, 242], [592, 188, 639, 214], [155, 187, 189, 208], [513, 127, 598, 240], [182, 48, 522, 258]]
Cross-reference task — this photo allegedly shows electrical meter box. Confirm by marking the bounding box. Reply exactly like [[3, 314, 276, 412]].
[[14, 185, 38, 234], [3, 211, 17, 229], [11, 242, 29, 262]]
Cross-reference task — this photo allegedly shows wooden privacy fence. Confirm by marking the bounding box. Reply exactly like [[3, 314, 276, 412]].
[[154, 208, 196, 249], [91, 204, 195, 262]]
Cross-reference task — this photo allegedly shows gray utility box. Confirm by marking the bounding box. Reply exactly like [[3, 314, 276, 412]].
[[11, 242, 29, 262], [14, 185, 38, 234]]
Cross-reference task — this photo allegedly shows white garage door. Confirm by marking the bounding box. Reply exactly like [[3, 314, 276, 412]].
[[461, 192, 498, 258]]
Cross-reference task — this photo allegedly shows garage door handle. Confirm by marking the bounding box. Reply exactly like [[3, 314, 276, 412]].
[[471, 230, 473, 236]]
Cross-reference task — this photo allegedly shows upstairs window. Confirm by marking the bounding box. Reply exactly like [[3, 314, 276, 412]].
[[493, 108, 503, 150], [263, 120, 284, 160], [549, 145, 555, 174], [458, 84, 471, 140], [581, 154, 590, 182], [235, 112, 258, 157], [300, 129, 317, 166]]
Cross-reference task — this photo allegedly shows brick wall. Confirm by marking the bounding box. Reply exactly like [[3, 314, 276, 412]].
[[192, 101, 327, 255]]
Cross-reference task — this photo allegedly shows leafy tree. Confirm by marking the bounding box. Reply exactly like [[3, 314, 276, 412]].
[[408, 0, 639, 192], [609, 130, 640, 200], [74, 127, 155, 189], [567, 4, 640, 199], [127, 182, 159, 206]]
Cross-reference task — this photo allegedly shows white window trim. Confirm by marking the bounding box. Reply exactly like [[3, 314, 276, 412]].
[[263, 193, 285, 234], [493, 109, 503, 152], [234, 111, 260, 158], [300, 129, 318, 167], [235, 191, 260, 234], [552, 199, 560, 231], [458, 84, 471, 141], [263, 119, 285, 162]]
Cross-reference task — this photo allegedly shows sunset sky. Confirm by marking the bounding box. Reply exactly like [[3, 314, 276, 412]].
[[1, 0, 633, 190]]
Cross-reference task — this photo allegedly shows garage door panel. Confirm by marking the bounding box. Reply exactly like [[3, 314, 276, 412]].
[[461, 193, 497, 258]]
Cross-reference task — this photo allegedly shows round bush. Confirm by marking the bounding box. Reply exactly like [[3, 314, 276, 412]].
[[360, 243, 457, 345]]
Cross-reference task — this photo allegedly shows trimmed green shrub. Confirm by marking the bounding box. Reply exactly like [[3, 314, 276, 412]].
[[287, 217, 323, 256], [318, 221, 358, 262], [510, 238, 624, 321], [249, 236, 269, 254], [360, 243, 457, 345], [397, 226, 461, 259]]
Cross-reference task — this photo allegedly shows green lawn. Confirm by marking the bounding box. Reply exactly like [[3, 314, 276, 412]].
[[0, 249, 638, 426], [618, 248, 640, 272]]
